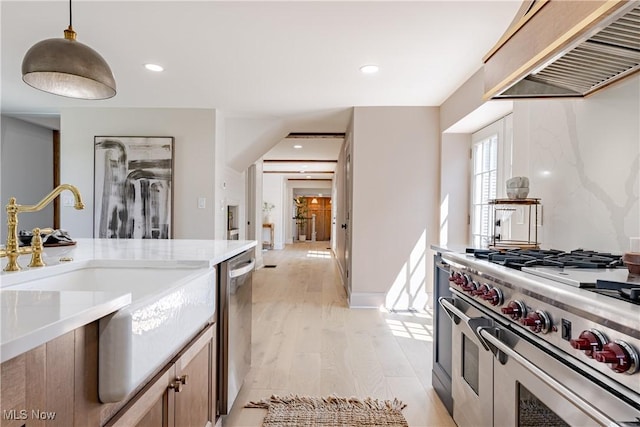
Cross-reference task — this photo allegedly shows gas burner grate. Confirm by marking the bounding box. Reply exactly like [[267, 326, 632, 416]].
[[468, 248, 624, 270]]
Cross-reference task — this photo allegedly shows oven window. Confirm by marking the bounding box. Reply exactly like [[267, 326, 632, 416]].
[[462, 333, 479, 394], [518, 383, 569, 427]]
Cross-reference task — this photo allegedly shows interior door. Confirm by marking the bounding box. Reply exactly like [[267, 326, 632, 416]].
[[246, 165, 256, 241]]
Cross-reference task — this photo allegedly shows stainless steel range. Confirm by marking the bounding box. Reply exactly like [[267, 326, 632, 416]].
[[440, 248, 640, 427]]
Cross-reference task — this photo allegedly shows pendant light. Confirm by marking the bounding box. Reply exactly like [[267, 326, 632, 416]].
[[21, 0, 116, 99]]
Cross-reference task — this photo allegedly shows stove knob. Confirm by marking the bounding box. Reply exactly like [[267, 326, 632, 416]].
[[520, 310, 552, 334], [471, 283, 490, 297], [593, 341, 640, 374], [481, 287, 504, 306], [453, 273, 466, 286], [450, 273, 463, 286], [462, 280, 478, 294], [570, 329, 608, 358], [501, 300, 526, 319]]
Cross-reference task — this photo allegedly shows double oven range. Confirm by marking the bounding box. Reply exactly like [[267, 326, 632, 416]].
[[440, 249, 640, 427]]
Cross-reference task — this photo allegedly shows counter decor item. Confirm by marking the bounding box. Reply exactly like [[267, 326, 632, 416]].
[[623, 237, 640, 275], [506, 176, 529, 199], [94, 136, 174, 239], [19, 229, 76, 247]]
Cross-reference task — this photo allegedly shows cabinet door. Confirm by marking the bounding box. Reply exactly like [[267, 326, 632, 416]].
[[0, 331, 74, 427], [174, 324, 216, 427], [105, 365, 175, 427]]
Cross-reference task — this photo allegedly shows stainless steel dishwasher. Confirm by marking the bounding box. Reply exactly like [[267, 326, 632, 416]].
[[218, 249, 255, 415]]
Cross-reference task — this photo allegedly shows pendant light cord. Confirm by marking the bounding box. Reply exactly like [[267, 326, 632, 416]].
[[69, 0, 73, 28]]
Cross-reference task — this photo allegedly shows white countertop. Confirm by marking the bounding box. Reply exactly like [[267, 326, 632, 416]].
[[1, 290, 131, 363], [0, 238, 257, 363]]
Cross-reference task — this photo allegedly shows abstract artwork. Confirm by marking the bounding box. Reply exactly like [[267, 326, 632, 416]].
[[94, 136, 174, 239]]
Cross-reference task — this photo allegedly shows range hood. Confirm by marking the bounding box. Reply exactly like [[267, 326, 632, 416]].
[[483, 0, 640, 99]]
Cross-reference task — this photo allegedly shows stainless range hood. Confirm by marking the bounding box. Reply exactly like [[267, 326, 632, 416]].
[[484, 0, 640, 100]]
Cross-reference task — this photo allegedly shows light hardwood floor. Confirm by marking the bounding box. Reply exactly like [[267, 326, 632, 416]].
[[223, 241, 456, 427]]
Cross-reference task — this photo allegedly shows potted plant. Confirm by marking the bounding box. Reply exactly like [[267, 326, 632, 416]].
[[293, 196, 308, 241], [262, 201, 275, 223]]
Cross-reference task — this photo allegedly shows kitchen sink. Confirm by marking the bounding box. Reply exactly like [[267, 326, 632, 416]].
[[3, 260, 216, 402]]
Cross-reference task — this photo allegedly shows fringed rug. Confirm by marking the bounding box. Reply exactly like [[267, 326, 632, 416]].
[[245, 394, 409, 427]]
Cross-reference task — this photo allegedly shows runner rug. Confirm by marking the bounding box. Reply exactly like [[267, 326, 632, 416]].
[[245, 394, 409, 427]]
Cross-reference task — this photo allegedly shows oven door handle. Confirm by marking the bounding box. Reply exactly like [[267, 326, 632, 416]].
[[439, 297, 492, 350], [477, 327, 622, 427]]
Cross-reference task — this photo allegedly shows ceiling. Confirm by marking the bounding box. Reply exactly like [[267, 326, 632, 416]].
[[263, 133, 343, 180], [1, 1, 521, 176]]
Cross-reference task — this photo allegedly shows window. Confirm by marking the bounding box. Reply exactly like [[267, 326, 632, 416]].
[[471, 115, 512, 248]]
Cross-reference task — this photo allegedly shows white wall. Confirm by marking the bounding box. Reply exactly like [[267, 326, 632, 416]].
[[59, 108, 220, 239], [0, 116, 54, 240], [512, 75, 640, 252], [262, 172, 285, 249], [439, 133, 470, 248], [351, 107, 440, 309]]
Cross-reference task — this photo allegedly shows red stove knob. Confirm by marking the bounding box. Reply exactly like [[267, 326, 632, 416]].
[[593, 341, 640, 374], [570, 330, 607, 358], [462, 280, 478, 294], [501, 300, 526, 319], [481, 287, 503, 306], [519, 310, 552, 334], [448, 272, 458, 282], [471, 284, 490, 297]]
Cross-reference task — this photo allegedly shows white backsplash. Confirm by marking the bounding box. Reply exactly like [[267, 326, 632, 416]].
[[513, 76, 640, 253]]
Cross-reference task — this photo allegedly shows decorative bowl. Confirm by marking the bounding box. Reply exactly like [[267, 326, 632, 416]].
[[622, 252, 640, 274], [506, 176, 529, 189], [506, 187, 530, 199]]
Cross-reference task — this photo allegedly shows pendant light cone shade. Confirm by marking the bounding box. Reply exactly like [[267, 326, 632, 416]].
[[22, 27, 116, 99]]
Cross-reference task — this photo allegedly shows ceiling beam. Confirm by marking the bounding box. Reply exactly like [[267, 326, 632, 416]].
[[285, 132, 345, 138]]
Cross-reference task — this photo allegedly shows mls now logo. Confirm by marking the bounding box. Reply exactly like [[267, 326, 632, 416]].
[[3, 409, 56, 420]]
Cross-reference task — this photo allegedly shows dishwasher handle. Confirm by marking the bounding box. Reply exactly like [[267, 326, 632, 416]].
[[229, 259, 255, 278], [478, 327, 622, 427]]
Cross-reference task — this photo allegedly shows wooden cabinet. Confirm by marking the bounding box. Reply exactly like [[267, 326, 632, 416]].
[[0, 331, 75, 427], [106, 323, 216, 427], [1, 322, 216, 427], [174, 324, 216, 427]]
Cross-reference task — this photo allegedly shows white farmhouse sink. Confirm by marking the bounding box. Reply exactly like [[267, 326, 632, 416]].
[[4, 261, 216, 402]]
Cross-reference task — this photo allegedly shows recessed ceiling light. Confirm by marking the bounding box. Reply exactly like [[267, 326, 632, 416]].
[[144, 63, 164, 72], [293, 144, 303, 149], [360, 64, 379, 74]]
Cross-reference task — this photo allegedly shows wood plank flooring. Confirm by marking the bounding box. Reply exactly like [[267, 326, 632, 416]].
[[223, 242, 456, 427]]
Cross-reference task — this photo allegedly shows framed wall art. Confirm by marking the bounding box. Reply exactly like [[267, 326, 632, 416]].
[[94, 136, 174, 239]]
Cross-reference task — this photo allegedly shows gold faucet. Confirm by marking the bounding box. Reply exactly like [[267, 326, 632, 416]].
[[1, 184, 84, 272]]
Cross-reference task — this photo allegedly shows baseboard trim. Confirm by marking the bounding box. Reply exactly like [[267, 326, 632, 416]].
[[349, 292, 385, 309]]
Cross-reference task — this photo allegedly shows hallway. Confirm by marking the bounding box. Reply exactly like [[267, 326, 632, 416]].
[[223, 242, 455, 427]]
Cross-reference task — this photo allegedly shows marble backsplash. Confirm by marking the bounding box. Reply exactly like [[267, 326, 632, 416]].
[[512, 75, 640, 253]]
